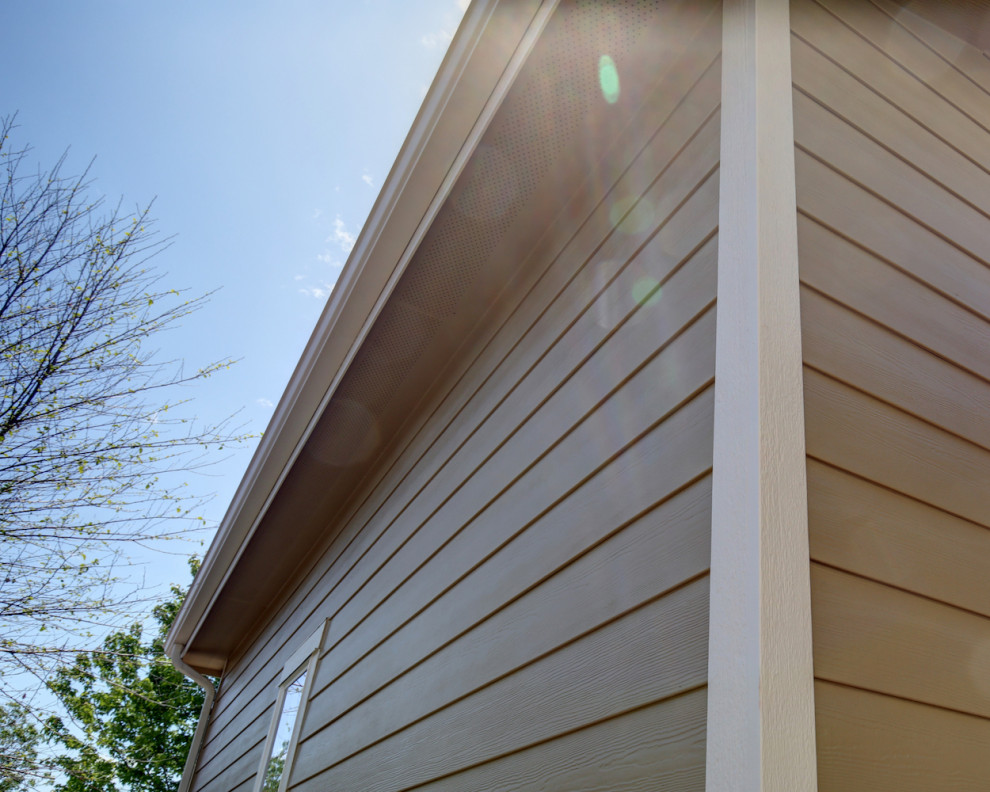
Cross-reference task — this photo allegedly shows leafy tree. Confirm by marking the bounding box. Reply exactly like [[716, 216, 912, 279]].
[[44, 562, 207, 792], [0, 703, 41, 790], [262, 753, 284, 792], [0, 117, 242, 701]]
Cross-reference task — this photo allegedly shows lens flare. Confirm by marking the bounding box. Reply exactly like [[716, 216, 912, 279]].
[[631, 277, 662, 308], [598, 55, 620, 104], [590, 258, 625, 330], [608, 195, 656, 235]]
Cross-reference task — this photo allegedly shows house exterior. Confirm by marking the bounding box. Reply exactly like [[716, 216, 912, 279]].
[[165, 1, 990, 790]]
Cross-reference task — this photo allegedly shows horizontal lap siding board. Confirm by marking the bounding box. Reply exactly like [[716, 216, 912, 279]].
[[189, 5, 722, 791], [811, 564, 990, 719], [815, 681, 990, 792], [792, 1, 990, 789], [806, 461, 990, 619], [410, 688, 708, 792], [291, 579, 710, 792], [870, 0, 990, 92], [295, 473, 713, 778], [289, 393, 715, 781]]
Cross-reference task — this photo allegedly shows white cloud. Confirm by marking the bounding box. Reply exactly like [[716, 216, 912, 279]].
[[293, 274, 305, 281], [421, 29, 453, 49], [316, 251, 343, 267], [361, 172, 374, 187], [311, 208, 323, 220], [456, 0, 469, 10], [299, 285, 331, 299], [328, 216, 356, 254], [256, 398, 274, 408]]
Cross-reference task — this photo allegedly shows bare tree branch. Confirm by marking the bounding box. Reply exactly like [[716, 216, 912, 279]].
[[0, 116, 248, 782]]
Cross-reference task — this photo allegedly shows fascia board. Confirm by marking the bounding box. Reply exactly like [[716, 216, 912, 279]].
[[165, 0, 555, 666]]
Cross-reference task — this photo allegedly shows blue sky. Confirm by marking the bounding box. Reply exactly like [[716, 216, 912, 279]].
[[2, 0, 466, 589]]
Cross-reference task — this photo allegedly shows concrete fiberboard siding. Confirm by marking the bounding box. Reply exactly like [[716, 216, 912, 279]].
[[196, 5, 721, 765], [287, 55, 720, 792], [791, 0, 990, 788], [188, 4, 722, 791]]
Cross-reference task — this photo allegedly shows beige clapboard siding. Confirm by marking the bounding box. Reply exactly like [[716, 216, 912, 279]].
[[301, 176, 717, 705], [290, 230, 717, 770], [791, 36, 990, 216], [191, 33, 722, 776], [797, 215, 990, 383], [291, 388, 715, 772], [790, 0, 990, 171], [815, 0, 990, 131], [295, 472, 712, 777], [242, 56, 720, 710], [303, 225, 717, 707], [815, 681, 990, 791], [199, 44, 723, 746], [198, 10, 721, 745], [794, 153, 990, 322], [304, 128, 717, 674], [287, 183, 717, 788], [412, 688, 707, 792], [190, 24, 722, 791], [804, 370, 990, 529], [870, 0, 990, 92], [306, 129, 715, 641], [294, 317, 716, 754], [194, 193, 716, 792], [794, 92, 990, 262], [193, 139, 720, 789], [795, 2, 990, 787], [197, 744, 264, 792], [291, 576, 710, 792], [210, 4, 723, 712], [811, 563, 990, 719], [801, 288, 990, 451], [284, 63, 717, 792], [808, 461, 990, 618]]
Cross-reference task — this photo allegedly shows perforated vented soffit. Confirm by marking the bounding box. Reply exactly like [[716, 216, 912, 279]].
[[302, 0, 664, 468]]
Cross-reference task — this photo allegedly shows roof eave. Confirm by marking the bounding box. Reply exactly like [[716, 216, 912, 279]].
[[165, 0, 555, 673]]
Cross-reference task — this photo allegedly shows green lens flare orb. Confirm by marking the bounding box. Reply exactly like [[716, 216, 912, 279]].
[[598, 55, 620, 104], [632, 277, 662, 308]]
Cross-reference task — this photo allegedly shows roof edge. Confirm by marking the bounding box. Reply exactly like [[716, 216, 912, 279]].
[[166, 0, 557, 670]]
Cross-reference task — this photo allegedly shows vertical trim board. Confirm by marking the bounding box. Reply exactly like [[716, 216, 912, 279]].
[[708, 0, 817, 790]]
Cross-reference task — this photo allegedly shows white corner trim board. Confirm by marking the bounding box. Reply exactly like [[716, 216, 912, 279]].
[[708, 0, 818, 790]]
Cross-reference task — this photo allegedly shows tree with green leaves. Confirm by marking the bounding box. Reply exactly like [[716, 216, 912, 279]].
[[0, 703, 41, 790], [44, 561, 206, 792]]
